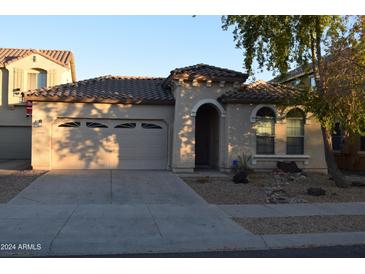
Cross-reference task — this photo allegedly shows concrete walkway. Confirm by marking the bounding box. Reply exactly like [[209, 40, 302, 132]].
[[2, 170, 365, 256], [1, 170, 265, 256], [218, 202, 365, 218]]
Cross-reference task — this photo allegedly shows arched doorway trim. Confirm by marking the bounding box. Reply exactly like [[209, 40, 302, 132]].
[[191, 99, 226, 117]]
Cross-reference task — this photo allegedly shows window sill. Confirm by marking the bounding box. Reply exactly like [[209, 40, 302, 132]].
[[252, 154, 310, 165]]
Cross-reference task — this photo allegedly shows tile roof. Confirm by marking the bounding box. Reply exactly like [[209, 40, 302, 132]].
[[218, 80, 302, 104], [270, 65, 312, 83], [162, 63, 248, 87], [0, 48, 74, 67], [270, 52, 343, 83], [27, 76, 174, 105]]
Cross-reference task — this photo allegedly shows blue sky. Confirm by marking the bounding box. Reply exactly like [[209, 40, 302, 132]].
[[0, 16, 274, 81]]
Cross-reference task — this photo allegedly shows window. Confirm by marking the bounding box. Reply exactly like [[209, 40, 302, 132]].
[[58, 122, 80, 128], [115, 123, 136, 129], [286, 108, 305, 155], [309, 75, 316, 88], [332, 122, 343, 151], [86, 122, 108, 128], [27, 69, 47, 90], [141, 123, 162, 129], [360, 136, 365, 151], [291, 79, 301, 87], [256, 107, 275, 154]]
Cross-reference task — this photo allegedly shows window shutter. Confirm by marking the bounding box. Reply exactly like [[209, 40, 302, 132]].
[[13, 68, 24, 91], [48, 69, 59, 87]]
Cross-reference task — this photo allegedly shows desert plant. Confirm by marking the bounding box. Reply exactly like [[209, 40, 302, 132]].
[[233, 152, 254, 174]]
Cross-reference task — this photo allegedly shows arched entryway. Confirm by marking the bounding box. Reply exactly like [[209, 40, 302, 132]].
[[195, 104, 220, 170]]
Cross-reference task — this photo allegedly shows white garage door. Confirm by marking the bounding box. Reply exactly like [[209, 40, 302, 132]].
[[0, 126, 31, 159], [51, 119, 168, 169]]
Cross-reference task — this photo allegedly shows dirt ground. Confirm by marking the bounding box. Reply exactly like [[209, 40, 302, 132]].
[[183, 172, 365, 204], [0, 170, 46, 203], [234, 215, 365, 235]]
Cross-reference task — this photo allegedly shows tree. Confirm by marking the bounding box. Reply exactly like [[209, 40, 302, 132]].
[[222, 15, 365, 187]]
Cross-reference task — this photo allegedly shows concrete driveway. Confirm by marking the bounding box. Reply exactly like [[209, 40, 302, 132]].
[[0, 170, 265, 256], [9, 170, 206, 205]]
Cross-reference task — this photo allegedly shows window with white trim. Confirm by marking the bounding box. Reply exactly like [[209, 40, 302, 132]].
[[86, 122, 108, 128], [256, 107, 275, 155], [58, 122, 81, 128], [115, 123, 136, 129], [286, 108, 305, 155], [141, 123, 162, 129], [27, 69, 47, 90]]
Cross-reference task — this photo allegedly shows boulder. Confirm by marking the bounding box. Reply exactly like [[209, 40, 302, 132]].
[[352, 181, 365, 187], [233, 171, 249, 184], [277, 161, 302, 173], [307, 187, 326, 196]]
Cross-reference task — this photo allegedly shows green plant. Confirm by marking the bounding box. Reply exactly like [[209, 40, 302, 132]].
[[234, 152, 254, 174]]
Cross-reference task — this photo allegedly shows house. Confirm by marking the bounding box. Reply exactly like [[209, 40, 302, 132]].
[[271, 63, 365, 172], [0, 48, 76, 160], [27, 64, 327, 173]]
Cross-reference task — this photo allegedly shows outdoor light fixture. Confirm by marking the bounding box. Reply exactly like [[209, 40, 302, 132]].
[[33, 119, 42, 128]]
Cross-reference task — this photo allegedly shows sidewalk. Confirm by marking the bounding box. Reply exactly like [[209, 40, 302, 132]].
[[218, 202, 365, 218], [1, 202, 365, 256]]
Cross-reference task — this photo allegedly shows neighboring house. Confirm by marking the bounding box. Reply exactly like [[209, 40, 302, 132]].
[[271, 64, 365, 172], [27, 64, 327, 173], [0, 48, 76, 160]]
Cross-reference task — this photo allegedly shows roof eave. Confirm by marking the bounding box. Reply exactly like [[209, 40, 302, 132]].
[[27, 96, 175, 105]]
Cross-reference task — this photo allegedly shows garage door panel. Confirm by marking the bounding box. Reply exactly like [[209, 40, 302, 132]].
[[52, 119, 167, 170], [52, 119, 114, 169]]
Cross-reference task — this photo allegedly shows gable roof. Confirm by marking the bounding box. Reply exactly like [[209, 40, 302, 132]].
[[162, 63, 248, 87], [0, 48, 74, 68], [218, 80, 302, 104], [27, 75, 175, 105]]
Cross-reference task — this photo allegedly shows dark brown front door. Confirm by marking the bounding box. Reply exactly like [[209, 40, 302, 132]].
[[195, 104, 219, 169]]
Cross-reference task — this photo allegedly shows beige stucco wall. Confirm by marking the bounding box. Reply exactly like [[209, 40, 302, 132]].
[[225, 103, 328, 173], [171, 81, 235, 172], [1, 53, 73, 127], [31, 102, 175, 170]]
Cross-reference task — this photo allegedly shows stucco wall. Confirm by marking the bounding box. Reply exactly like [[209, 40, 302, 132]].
[[171, 81, 234, 172], [31, 102, 175, 169], [1, 53, 73, 126], [225, 103, 328, 173]]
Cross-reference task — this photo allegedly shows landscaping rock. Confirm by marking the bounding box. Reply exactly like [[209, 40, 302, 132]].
[[265, 187, 291, 203], [307, 187, 326, 196], [352, 181, 365, 187], [232, 171, 249, 184], [277, 161, 302, 173]]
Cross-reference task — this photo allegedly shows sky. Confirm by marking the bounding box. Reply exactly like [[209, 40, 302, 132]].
[[0, 16, 274, 82]]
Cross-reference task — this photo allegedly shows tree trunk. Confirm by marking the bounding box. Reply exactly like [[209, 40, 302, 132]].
[[321, 126, 350, 187], [311, 21, 349, 188]]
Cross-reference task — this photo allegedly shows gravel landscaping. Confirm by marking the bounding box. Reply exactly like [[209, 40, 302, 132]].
[[234, 215, 365, 235], [183, 172, 365, 204], [0, 170, 46, 203]]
